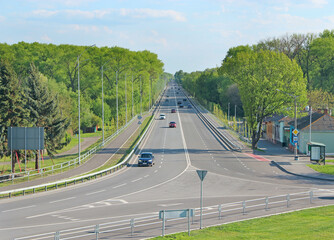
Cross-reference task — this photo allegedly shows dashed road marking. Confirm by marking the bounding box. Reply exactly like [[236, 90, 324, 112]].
[[113, 183, 127, 189]]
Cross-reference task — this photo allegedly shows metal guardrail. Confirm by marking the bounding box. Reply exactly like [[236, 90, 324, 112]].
[[14, 190, 330, 240], [0, 117, 137, 184], [0, 88, 166, 198], [181, 88, 241, 151]]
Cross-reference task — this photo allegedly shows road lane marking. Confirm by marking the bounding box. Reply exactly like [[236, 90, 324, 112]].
[[158, 203, 183, 207], [131, 178, 142, 183], [85, 190, 106, 196], [50, 197, 76, 203], [154, 170, 158, 173], [144, 175, 149, 178], [113, 183, 127, 189], [3, 205, 36, 213]]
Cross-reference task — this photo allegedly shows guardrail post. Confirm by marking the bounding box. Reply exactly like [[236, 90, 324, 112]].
[[45, 186, 47, 192], [265, 197, 269, 210], [242, 201, 246, 215], [54, 231, 60, 240], [162, 210, 165, 237], [65, 181, 67, 187], [130, 218, 135, 236], [9, 192, 11, 198], [33, 188, 35, 194], [60, 163, 63, 172], [95, 224, 99, 240], [52, 165, 54, 174], [27, 172, 30, 181], [310, 191, 313, 204], [218, 204, 222, 220], [286, 194, 290, 208], [23, 190, 25, 196], [56, 183, 58, 189]]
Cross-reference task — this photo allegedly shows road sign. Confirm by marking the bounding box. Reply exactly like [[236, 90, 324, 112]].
[[293, 136, 298, 144], [196, 170, 207, 181], [138, 121, 142, 125], [292, 129, 299, 136], [138, 115, 142, 120], [159, 209, 194, 219]]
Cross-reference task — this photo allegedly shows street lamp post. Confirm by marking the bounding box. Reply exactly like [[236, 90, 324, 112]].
[[125, 73, 127, 124], [101, 59, 113, 145], [116, 70, 119, 133], [77, 44, 95, 164]]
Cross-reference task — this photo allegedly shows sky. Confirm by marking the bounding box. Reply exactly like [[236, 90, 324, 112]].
[[0, 0, 333, 74]]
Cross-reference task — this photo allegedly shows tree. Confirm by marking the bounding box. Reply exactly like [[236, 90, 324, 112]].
[[220, 50, 307, 149], [25, 63, 70, 169], [0, 59, 28, 171]]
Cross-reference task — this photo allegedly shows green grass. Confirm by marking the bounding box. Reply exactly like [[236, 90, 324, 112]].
[[152, 206, 334, 240]]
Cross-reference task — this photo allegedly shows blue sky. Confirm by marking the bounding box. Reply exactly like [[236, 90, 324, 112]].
[[0, 0, 333, 73]]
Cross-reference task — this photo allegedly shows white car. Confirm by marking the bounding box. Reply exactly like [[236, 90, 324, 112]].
[[159, 114, 166, 120]]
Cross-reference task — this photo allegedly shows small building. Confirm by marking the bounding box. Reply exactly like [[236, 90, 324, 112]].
[[263, 114, 291, 146], [289, 110, 334, 155]]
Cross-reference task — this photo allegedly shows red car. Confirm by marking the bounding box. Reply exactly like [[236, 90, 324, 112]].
[[169, 121, 177, 128], [171, 109, 176, 113]]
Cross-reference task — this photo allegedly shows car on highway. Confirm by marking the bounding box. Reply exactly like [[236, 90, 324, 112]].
[[171, 109, 176, 113], [188, 104, 192, 108], [179, 104, 184, 108], [183, 98, 187, 101], [177, 100, 182, 105], [169, 121, 177, 128], [138, 152, 154, 167], [159, 114, 166, 120]]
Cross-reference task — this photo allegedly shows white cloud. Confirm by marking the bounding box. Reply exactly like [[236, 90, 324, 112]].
[[0, 15, 5, 22], [31, 9, 58, 17], [119, 8, 186, 22], [309, 0, 327, 8]]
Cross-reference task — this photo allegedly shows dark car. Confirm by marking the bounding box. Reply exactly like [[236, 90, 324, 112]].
[[177, 100, 182, 105], [187, 104, 192, 108], [138, 152, 154, 167], [169, 121, 177, 128], [183, 98, 187, 101], [171, 109, 176, 113], [179, 104, 184, 108]]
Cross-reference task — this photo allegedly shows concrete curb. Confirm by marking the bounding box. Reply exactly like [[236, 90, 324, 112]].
[[271, 160, 334, 182]]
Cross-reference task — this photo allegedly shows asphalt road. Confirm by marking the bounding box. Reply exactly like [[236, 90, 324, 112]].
[[1, 83, 334, 240]]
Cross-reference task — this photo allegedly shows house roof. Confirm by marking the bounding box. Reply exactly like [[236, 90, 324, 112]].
[[289, 113, 334, 131]]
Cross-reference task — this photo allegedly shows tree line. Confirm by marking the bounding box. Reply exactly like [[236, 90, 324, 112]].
[[175, 29, 334, 149], [0, 42, 170, 170]]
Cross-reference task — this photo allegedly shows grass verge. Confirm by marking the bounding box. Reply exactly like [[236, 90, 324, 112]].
[[308, 160, 334, 175], [152, 205, 334, 240]]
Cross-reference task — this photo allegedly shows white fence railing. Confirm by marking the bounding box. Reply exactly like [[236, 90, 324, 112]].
[[13, 190, 333, 240]]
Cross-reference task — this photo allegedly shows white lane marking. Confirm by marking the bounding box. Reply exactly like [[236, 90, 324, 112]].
[[158, 203, 183, 207], [154, 170, 158, 173], [131, 178, 142, 183], [159, 165, 162, 168], [52, 215, 79, 221], [113, 183, 127, 189], [50, 197, 76, 203], [144, 175, 149, 178], [85, 190, 106, 196], [3, 205, 36, 213]]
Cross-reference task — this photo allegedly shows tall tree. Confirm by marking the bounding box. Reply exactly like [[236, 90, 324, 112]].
[[25, 63, 70, 169], [220, 50, 307, 149], [0, 59, 28, 171]]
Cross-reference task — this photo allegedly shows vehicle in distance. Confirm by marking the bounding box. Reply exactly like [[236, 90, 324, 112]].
[[171, 109, 176, 113], [177, 100, 182, 105], [159, 114, 166, 120], [188, 104, 192, 108], [169, 121, 177, 128], [179, 104, 184, 108], [183, 98, 187, 101], [138, 152, 154, 167]]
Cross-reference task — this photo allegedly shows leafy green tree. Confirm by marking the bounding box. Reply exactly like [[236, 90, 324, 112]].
[[220, 50, 307, 149]]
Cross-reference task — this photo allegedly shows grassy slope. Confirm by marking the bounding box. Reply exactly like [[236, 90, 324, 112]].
[[153, 205, 334, 240]]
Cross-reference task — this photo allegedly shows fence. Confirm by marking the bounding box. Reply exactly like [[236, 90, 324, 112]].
[[13, 190, 332, 240]]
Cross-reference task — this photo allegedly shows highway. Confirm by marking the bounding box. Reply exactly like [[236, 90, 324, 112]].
[[1, 83, 334, 239]]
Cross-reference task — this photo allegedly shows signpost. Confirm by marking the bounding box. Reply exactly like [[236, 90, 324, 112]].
[[196, 170, 207, 229], [159, 209, 194, 236]]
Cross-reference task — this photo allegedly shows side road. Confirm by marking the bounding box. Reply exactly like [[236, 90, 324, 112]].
[[0, 114, 151, 191]]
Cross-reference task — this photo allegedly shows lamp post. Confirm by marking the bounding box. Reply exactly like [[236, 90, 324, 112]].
[[116, 70, 119, 133], [101, 58, 113, 145], [277, 89, 299, 161], [77, 44, 95, 164]]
